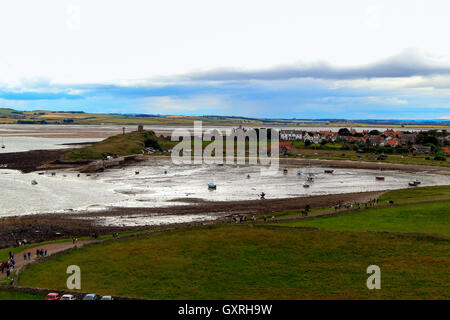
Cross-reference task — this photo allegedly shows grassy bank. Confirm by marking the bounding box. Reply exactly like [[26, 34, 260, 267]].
[[0, 289, 44, 300], [66, 130, 160, 160], [378, 185, 450, 203], [17, 224, 450, 299], [273, 200, 450, 236]]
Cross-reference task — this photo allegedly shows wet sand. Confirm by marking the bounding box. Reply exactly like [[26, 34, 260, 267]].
[[0, 190, 384, 248], [0, 149, 72, 173]]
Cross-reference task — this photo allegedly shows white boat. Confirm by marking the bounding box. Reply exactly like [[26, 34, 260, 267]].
[[31, 180, 38, 185]]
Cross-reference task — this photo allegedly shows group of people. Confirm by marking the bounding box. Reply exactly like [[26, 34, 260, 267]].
[[334, 198, 380, 211], [0, 251, 16, 279], [35, 248, 48, 258], [229, 215, 276, 224]]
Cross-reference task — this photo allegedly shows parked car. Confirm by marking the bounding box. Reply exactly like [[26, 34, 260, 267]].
[[82, 294, 99, 300], [45, 293, 61, 300], [60, 294, 76, 300], [100, 296, 113, 300]]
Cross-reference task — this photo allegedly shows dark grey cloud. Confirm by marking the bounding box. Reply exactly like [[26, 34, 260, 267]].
[[183, 50, 450, 81]]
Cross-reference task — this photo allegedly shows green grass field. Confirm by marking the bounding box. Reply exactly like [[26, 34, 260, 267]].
[[17, 224, 450, 299], [273, 200, 450, 236], [0, 289, 44, 300], [378, 185, 450, 203]]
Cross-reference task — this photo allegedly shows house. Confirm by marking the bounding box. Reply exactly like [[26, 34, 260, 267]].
[[411, 145, 432, 153], [442, 147, 450, 155], [368, 135, 385, 146], [383, 129, 402, 137], [280, 130, 303, 141], [346, 136, 367, 146], [385, 138, 398, 147], [398, 133, 417, 145]]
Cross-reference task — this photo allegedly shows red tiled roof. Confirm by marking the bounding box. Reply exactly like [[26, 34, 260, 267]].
[[442, 147, 450, 154], [386, 138, 398, 147]]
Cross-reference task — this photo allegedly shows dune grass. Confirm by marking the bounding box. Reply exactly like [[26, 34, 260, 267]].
[[17, 224, 450, 299]]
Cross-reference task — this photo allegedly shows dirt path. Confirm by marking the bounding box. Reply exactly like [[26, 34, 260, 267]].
[[0, 240, 94, 281]]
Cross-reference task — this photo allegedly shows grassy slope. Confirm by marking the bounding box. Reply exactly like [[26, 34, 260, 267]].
[[17, 225, 450, 299], [378, 185, 450, 203], [0, 290, 44, 300], [66, 130, 160, 160], [274, 200, 450, 236]]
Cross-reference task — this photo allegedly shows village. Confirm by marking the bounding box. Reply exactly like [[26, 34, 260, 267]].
[[278, 128, 450, 159]]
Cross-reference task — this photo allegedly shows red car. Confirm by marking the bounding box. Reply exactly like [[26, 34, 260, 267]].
[[45, 293, 61, 300]]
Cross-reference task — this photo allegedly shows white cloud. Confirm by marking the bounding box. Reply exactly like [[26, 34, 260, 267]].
[[1, 1, 450, 84]]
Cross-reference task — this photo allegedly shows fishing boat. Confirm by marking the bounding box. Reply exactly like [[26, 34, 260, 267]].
[[208, 183, 217, 190], [375, 176, 385, 181], [324, 169, 334, 174]]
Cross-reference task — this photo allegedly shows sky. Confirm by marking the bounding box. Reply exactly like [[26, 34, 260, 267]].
[[1, 0, 450, 120]]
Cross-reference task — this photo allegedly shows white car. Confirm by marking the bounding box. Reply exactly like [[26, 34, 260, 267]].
[[100, 296, 113, 300], [60, 294, 76, 300]]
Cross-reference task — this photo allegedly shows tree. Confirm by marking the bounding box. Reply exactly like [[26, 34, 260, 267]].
[[368, 130, 380, 135], [304, 140, 312, 147], [338, 128, 351, 136]]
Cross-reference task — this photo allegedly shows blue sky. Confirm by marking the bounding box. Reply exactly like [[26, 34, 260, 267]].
[[1, 1, 450, 120]]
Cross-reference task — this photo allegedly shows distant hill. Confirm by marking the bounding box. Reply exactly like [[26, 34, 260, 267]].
[[0, 107, 449, 127]]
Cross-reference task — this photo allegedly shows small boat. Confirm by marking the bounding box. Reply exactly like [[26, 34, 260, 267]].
[[303, 183, 310, 188], [324, 169, 334, 174], [247, 174, 250, 179], [31, 180, 38, 185], [375, 176, 385, 181], [283, 167, 288, 174], [1, 137, 5, 149], [307, 176, 314, 182], [297, 170, 302, 175], [135, 171, 140, 175], [408, 180, 421, 186], [208, 183, 217, 190]]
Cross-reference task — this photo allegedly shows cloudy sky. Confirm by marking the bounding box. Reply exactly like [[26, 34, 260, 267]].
[[1, 0, 450, 119]]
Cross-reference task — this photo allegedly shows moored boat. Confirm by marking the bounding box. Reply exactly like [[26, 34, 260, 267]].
[[375, 176, 385, 181], [208, 183, 217, 190]]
